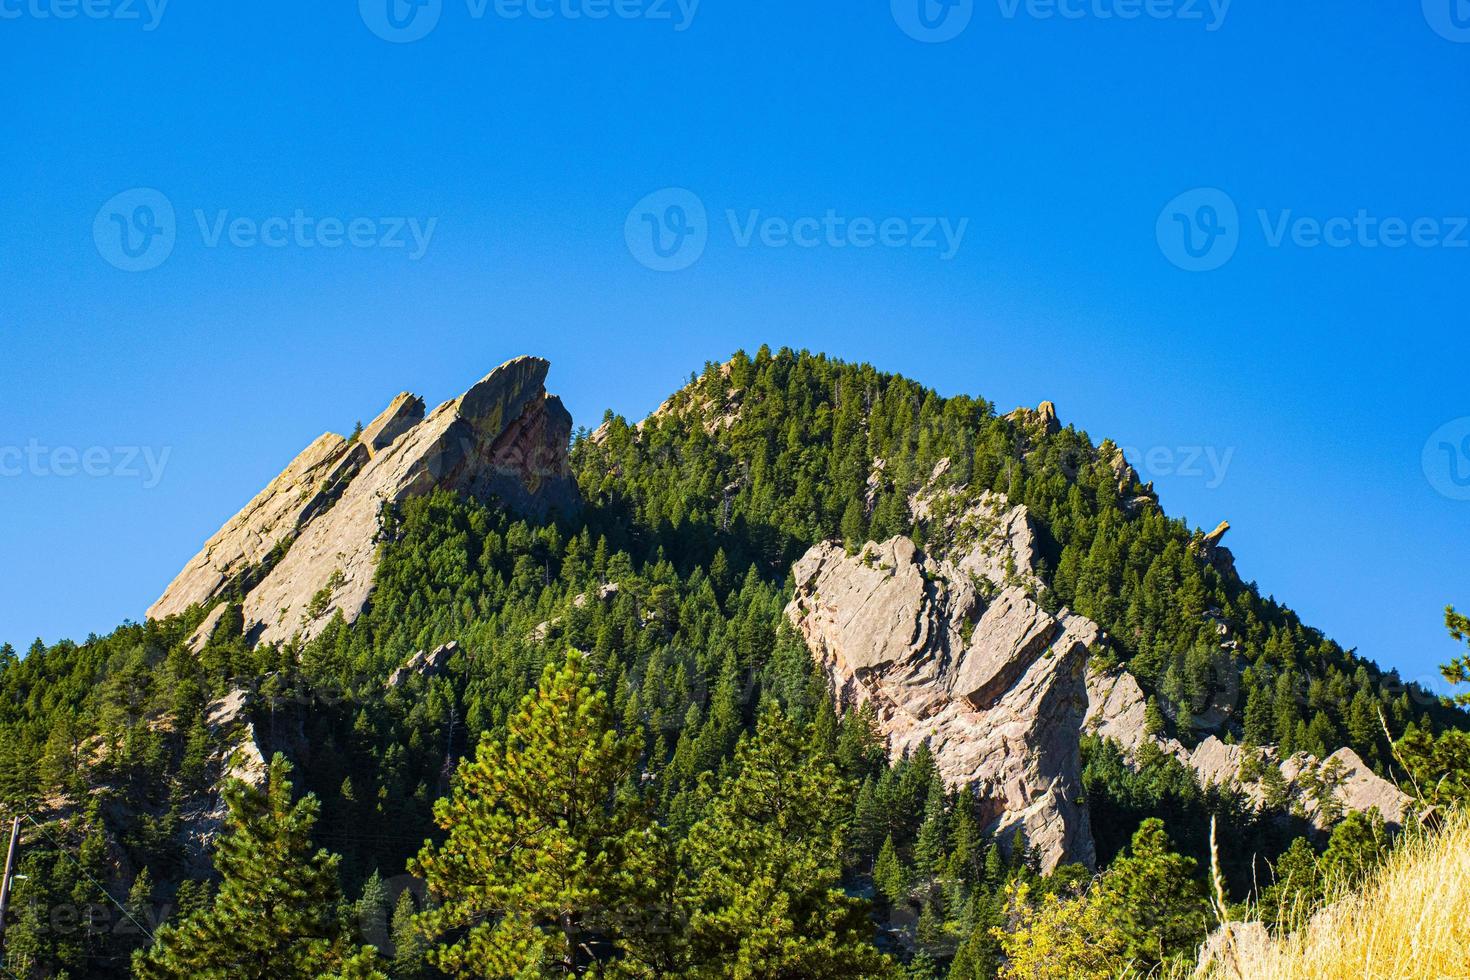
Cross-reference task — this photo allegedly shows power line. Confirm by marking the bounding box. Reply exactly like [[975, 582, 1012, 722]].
[[20, 815, 156, 944]]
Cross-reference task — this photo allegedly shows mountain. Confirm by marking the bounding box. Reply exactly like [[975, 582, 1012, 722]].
[[0, 347, 1461, 978]]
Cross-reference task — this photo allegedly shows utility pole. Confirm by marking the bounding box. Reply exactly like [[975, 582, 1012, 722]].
[[0, 814, 20, 950]]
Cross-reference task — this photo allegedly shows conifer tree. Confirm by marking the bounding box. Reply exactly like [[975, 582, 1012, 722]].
[[389, 889, 429, 979], [133, 754, 385, 979], [677, 709, 892, 978], [1090, 818, 1210, 969], [874, 833, 908, 905], [410, 650, 654, 977]]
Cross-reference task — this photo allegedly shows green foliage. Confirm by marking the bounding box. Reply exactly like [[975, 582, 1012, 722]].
[[995, 819, 1209, 978], [410, 650, 653, 977], [674, 709, 893, 978], [4, 347, 1468, 977], [132, 754, 384, 979]]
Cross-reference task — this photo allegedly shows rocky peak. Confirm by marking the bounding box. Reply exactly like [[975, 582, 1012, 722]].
[[1204, 521, 1231, 548], [787, 534, 1099, 871], [150, 356, 578, 646], [1006, 400, 1061, 438]]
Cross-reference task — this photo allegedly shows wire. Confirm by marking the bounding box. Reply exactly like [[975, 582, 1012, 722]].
[[20, 815, 156, 943]]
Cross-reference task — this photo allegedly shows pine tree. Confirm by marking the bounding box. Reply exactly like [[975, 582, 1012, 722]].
[[874, 834, 908, 904], [1090, 818, 1210, 969], [1260, 836, 1320, 927], [355, 870, 390, 954], [133, 754, 385, 979], [389, 889, 429, 979], [913, 774, 948, 878], [410, 650, 655, 977], [677, 709, 892, 978]]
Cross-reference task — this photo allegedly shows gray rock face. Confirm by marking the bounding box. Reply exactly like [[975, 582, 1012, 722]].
[[360, 392, 426, 455], [150, 356, 578, 646], [147, 432, 357, 621], [787, 535, 1098, 871], [386, 641, 460, 688], [181, 689, 269, 875], [1084, 667, 1412, 829]]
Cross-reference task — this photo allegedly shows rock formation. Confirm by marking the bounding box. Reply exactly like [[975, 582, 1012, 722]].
[[150, 356, 578, 646], [786, 534, 1099, 871], [387, 641, 460, 688], [1084, 668, 1412, 830], [1005, 400, 1061, 438]]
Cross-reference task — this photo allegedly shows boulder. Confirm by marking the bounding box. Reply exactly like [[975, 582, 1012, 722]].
[[787, 536, 1098, 871]]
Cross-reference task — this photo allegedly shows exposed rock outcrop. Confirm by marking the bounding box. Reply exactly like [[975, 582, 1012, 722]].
[[1005, 400, 1061, 438], [181, 689, 269, 874], [1204, 520, 1231, 548], [386, 641, 460, 688], [909, 480, 1042, 596], [151, 356, 578, 646], [1084, 667, 1412, 830], [147, 432, 360, 621], [787, 535, 1099, 871]]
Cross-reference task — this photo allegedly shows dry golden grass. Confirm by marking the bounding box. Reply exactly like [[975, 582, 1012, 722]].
[[1198, 810, 1470, 980]]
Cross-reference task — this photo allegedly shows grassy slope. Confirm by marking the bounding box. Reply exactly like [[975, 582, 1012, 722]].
[[1200, 811, 1470, 979]]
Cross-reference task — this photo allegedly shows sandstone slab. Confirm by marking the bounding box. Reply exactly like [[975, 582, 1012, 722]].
[[788, 535, 1098, 871]]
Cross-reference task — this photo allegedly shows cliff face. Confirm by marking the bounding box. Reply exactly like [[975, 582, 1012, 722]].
[[786, 517, 1100, 872], [149, 356, 577, 646]]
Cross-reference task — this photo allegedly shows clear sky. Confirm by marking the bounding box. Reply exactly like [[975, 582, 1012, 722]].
[[3, 1, 1468, 692]]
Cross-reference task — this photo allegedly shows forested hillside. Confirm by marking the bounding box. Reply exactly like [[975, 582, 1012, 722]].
[[1, 347, 1464, 978]]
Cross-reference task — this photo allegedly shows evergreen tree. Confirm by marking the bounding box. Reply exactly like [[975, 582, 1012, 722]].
[[1089, 818, 1210, 970], [874, 834, 908, 905], [677, 709, 892, 978], [389, 889, 429, 979], [133, 754, 385, 979], [410, 651, 654, 977]]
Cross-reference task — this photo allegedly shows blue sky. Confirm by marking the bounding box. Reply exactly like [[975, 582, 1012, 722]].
[[2, 1, 1468, 693]]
